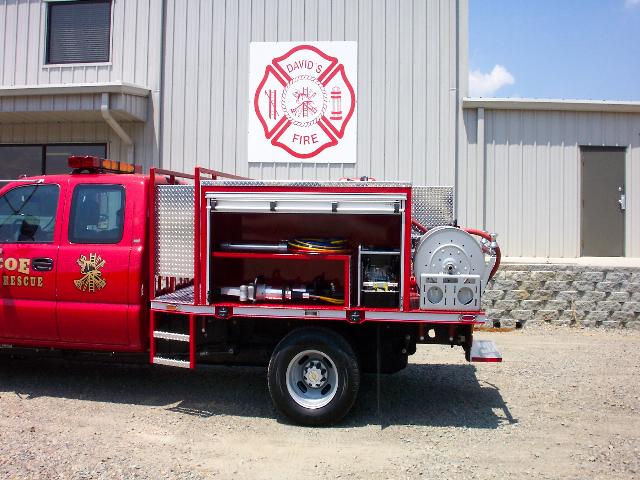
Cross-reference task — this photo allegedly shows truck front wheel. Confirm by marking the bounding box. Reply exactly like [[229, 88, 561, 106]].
[[268, 327, 360, 426]]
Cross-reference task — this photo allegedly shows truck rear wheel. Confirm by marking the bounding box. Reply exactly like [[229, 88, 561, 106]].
[[268, 327, 360, 426]]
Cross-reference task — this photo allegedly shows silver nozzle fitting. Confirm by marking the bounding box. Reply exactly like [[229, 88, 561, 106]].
[[489, 233, 499, 250]]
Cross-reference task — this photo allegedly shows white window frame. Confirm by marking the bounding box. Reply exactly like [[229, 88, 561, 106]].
[[41, 0, 115, 68]]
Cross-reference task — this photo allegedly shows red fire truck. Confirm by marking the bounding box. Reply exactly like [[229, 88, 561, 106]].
[[0, 156, 502, 425]]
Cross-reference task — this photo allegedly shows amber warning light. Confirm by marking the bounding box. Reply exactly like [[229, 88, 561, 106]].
[[68, 155, 139, 174]]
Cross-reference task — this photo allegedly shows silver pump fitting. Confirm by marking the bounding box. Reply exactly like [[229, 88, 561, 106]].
[[489, 233, 499, 250], [443, 260, 457, 274]]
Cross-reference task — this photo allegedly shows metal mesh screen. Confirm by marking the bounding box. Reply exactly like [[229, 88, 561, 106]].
[[411, 186, 454, 228], [155, 185, 194, 277], [201, 179, 411, 188]]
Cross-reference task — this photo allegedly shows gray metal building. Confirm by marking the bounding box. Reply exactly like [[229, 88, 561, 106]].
[[460, 99, 640, 258], [160, 0, 465, 184], [0, 0, 638, 259]]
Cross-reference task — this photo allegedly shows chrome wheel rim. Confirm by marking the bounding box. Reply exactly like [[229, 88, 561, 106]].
[[285, 349, 338, 409]]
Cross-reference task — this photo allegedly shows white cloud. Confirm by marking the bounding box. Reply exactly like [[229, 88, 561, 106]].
[[469, 65, 515, 97], [626, 0, 640, 7]]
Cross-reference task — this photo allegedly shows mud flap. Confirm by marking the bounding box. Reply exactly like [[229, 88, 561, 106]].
[[469, 339, 502, 362]]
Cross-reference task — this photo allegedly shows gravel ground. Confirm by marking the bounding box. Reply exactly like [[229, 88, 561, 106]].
[[1, 325, 639, 480]]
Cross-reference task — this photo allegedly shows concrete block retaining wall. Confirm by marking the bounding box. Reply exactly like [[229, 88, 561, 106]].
[[482, 264, 640, 328]]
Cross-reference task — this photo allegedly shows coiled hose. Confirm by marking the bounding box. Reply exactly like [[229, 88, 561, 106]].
[[411, 221, 501, 281], [287, 237, 350, 254]]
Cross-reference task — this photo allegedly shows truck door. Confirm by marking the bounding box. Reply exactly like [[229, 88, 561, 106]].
[[0, 183, 62, 341], [56, 182, 131, 346]]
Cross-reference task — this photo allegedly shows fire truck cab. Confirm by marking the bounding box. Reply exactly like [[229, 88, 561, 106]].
[[0, 156, 502, 425], [0, 159, 148, 351]]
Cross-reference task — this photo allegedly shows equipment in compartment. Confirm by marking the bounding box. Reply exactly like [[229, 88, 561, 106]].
[[358, 246, 401, 308], [219, 275, 344, 305], [287, 238, 350, 254], [220, 238, 350, 254], [220, 242, 288, 252]]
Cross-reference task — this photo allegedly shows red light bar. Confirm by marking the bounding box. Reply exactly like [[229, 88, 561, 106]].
[[68, 155, 101, 170], [68, 156, 137, 174]]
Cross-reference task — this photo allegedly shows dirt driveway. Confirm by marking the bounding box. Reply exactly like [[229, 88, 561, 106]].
[[1, 326, 639, 479]]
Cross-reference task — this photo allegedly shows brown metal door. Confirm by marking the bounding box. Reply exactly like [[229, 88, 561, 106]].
[[581, 147, 626, 256]]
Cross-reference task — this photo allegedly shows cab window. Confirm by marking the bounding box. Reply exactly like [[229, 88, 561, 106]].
[[0, 184, 60, 243], [69, 184, 125, 244]]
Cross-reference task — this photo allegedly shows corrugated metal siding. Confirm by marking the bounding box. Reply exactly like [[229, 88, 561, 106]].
[[0, 0, 162, 169], [459, 108, 640, 258], [0, 0, 162, 88], [0, 93, 147, 122], [161, 0, 462, 183], [458, 107, 482, 227], [0, 121, 148, 167]]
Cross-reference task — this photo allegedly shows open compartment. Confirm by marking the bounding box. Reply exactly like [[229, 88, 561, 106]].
[[208, 211, 403, 308]]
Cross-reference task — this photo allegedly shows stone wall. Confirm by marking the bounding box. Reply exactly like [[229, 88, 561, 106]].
[[482, 264, 640, 328]]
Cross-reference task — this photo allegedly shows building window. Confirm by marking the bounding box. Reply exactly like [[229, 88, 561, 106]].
[[46, 0, 112, 65], [0, 144, 107, 180], [69, 184, 125, 244], [0, 146, 43, 179], [44, 144, 107, 174]]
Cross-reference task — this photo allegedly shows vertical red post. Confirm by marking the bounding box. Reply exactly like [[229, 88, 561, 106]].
[[344, 256, 351, 308], [149, 168, 157, 301], [149, 310, 156, 363], [193, 168, 201, 305], [403, 188, 412, 311], [148, 168, 157, 366], [189, 314, 196, 369]]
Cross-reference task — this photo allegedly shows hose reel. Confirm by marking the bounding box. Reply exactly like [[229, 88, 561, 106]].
[[413, 226, 496, 311]]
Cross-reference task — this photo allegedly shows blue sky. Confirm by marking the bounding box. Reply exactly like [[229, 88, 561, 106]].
[[468, 0, 640, 100]]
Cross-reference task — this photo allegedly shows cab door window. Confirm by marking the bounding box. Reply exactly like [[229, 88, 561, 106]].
[[0, 184, 60, 243], [69, 184, 125, 244]]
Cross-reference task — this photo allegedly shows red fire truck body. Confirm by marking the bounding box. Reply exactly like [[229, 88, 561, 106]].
[[0, 157, 502, 425]]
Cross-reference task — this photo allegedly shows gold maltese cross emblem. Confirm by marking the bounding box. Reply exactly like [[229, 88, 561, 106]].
[[74, 253, 107, 292]]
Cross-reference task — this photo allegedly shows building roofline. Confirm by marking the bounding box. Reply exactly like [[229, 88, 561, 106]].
[[463, 97, 640, 114], [0, 82, 151, 98]]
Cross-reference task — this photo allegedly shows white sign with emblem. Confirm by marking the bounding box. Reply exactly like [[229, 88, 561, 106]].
[[249, 41, 357, 163]]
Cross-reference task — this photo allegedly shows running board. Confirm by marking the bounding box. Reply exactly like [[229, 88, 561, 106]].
[[470, 339, 502, 362], [152, 356, 191, 368]]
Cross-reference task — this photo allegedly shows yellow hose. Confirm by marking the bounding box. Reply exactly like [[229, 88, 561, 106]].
[[288, 238, 350, 254], [311, 295, 345, 305]]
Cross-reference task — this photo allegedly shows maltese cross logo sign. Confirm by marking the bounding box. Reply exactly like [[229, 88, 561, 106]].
[[250, 42, 357, 163]]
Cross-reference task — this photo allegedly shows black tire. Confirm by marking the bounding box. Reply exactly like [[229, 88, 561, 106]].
[[268, 327, 360, 426]]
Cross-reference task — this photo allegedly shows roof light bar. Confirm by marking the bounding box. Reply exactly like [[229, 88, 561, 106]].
[[68, 155, 137, 174]]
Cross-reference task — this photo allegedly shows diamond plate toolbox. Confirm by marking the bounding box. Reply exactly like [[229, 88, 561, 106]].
[[201, 179, 412, 188], [411, 186, 454, 228], [155, 185, 194, 277]]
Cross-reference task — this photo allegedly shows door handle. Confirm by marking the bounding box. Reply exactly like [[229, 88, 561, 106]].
[[618, 194, 626, 211], [618, 186, 626, 212], [32, 257, 54, 272]]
